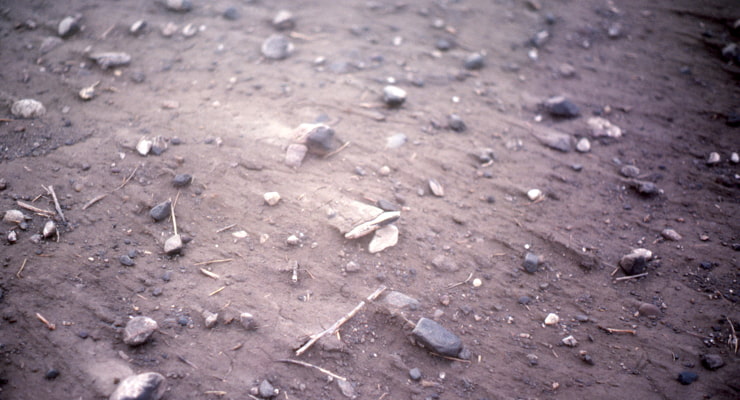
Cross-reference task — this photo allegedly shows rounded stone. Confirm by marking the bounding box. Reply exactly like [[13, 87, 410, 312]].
[[11, 99, 46, 119], [383, 85, 407, 106], [677, 371, 698, 385], [463, 52, 485, 70], [261, 34, 294, 60], [110, 372, 166, 400]]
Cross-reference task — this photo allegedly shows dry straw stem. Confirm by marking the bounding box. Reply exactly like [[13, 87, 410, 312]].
[[16, 200, 54, 217], [598, 326, 636, 335], [42, 185, 65, 223], [199, 268, 220, 279], [82, 194, 107, 210], [295, 286, 386, 356], [115, 165, 139, 191], [615, 272, 648, 281], [36, 312, 55, 330], [277, 359, 347, 381], [16, 258, 27, 279], [194, 259, 233, 266]]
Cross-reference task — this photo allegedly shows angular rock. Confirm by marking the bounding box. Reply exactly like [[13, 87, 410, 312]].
[[409, 367, 422, 381], [630, 180, 659, 196], [561, 335, 578, 347], [272, 10, 295, 31], [202, 310, 218, 329], [259, 380, 276, 398], [544, 313, 559, 325], [533, 128, 572, 152], [677, 371, 698, 385], [109, 372, 165, 400], [412, 317, 463, 357], [264, 192, 281, 206], [527, 189, 543, 201], [463, 52, 485, 70], [172, 174, 192, 188], [383, 291, 420, 311], [119, 255, 135, 267], [700, 354, 724, 370], [150, 136, 167, 156], [431, 254, 459, 272], [588, 117, 622, 138], [164, 234, 182, 255], [428, 178, 444, 197], [661, 228, 681, 241], [293, 123, 335, 154], [149, 201, 171, 222], [89, 52, 131, 70], [619, 250, 650, 276], [285, 143, 308, 168], [706, 152, 721, 165], [261, 34, 294, 60], [58, 16, 80, 38], [576, 137, 591, 153], [165, 0, 192, 12], [3, 210, 26, 225], [136, 137, 152, 156], [337, 379, 355, 398], [383, 85, 407, 107], [544, 96, 580, 118], [123, 316, 158, 346], [11, 99, 46, 119], [368, 224, 399, 253]]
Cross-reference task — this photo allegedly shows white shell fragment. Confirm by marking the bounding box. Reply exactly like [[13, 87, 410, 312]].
[[11, 99, 46, 119], [368, 224, 399, 254], [42, 220, 57, 239], [79, 81, 99, 100], [264, 192, 281, 206], [428, 178, 444, 197], [345, 211, 401, 240], [136, 137, 153, 156], [587, 117, 622, 138], [527, 188, 543, 201], [544, 313, 559, 326], [232, 230, 248, 239]]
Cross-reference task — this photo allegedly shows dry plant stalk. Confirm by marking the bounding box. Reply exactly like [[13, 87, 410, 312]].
[[36, 313, 55, 330], [82, 194, 107, 210], [295, 286, 386, 356], [16, 258, 27, 279], [115, 165, 139, 191], [615, 272, 648, 281], [199, 268, 220, 279], [16, 201, 54, 217], [42, 185, 65, 222], [598, 326, 636, 335], [194, 259, 233, 266], [277, 359, 347, 381]]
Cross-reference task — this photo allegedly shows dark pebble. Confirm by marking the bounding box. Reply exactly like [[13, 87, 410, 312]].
[[172, 174, 193, 188], [177, 316, 190, 326], [152, 287, 163, 297], [677, 371, 698, 385], [119, 255, 135, 267], [45, 369, 60, 380], [170, 137, 182, 145], [223, 7, 240, 20], [463, 52, 485, 70], [130, 71, 146, 83], [161, 271, 172, 282], [522, 253, 539, 273], [81, 163, 91, 171], [259, 380, 275, 398], [447, 114, 466, 132], [486, 195, 496, 204], [699, 261, 713, 270], [77, 331, 89, 339], [377, 199, 400, 212], [150, 200, 172, 222], [581, 353, 595, 365], [518, 295, 531, 305], [409, 367, 421, 381], [571, 164, 583, 172], [127, 249, 138, 259], [435, 38, 454, 51], [411, 317, 463, 357], [545, 97, 580, 118]]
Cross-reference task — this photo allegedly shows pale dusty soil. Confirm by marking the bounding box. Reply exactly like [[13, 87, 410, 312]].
[[0, 0, 739, 399]]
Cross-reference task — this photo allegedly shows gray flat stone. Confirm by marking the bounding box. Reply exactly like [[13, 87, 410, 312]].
[[109, 372, 165, 400], [411, 317, 462, 357]]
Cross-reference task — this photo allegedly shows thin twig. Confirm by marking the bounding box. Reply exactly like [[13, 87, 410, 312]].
[[200, 268, 220, 279], [43, 185, 65, 223], [615, 272, 648, 281], [101, 24, 115, 39], [36, 313, 56, 330], [115, 165, 139, 191], [598, 326, 636, 335], [727, 317, 738, 354], [194, 259, 233, 266], [171, 193, 179, 235], [447, 272, 474, 289], [295, 286, 386, 356], [177, 355, 198, 369], [216, 224, 236, 233], [209, 287, 226, 296], [323, 141, 351, 159], [82, 194, 107, 210], [16, 201, 54, 217], [16, 258, 27, 279], [277, 359, 347, 381]]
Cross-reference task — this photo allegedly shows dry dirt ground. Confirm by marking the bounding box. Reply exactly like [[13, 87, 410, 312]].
[[1, 0, 739, 399]]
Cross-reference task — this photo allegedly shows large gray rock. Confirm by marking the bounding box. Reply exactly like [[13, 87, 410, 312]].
[[109, 372, 165, 400], [412, 317, 462, 357], [123, 316, 158, 346]]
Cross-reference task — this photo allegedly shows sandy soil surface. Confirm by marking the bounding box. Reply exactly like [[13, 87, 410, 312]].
[[1, 0, 739, 399]]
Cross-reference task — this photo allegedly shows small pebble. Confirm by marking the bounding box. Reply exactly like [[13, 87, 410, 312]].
[[561, 335, 578, 347], [677, 371, 698, 385], [123, 316, 158, 346], [544, 313, 559, 325], [409, 368, 422, 381], [45, 369, 60, 380], [259, 380, 276, 398], [638, 303, 661, 318], [150, 201, 171, 222], [286, 235, 301, 246], [261, 34, 294, 60], [109, 372, 166, 400], [700, 354, 724, 370], [264, 192, 281, 206], [223, 7, 240, 20], [730, 152, 739, 164], [11, 99, 46, 119], [620, 165, 640, 178], [119, 255, 135, 267], [576, 137, 591, 153], [518, 296, 531, 305], [272, 10, 295, 31], [661, 228, 682, 241], [472, 278, 482, 287], [706, 152, 720, 165], [172, 174, 192, 188], [447, 114, 466, 132], [240, 312, 257, 330], [544, 96, 580, 118], [58, 16, 79, 38], [527, 189, 543, 201], [165, 0, 192, 12], [522, 253, 539, 273], [463, 52, 485, 70], [383, 85, 407, 107]]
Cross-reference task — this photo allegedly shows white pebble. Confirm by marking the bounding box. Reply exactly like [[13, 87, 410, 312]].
[[576, 137, 591, 153], [706, 152, 721, 165], [730, 152, 739, 164], [527, 189, 543, 201], [472, 278, 482, 287], [263, 192, 281, 206], [544, 313, 559, 326]]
